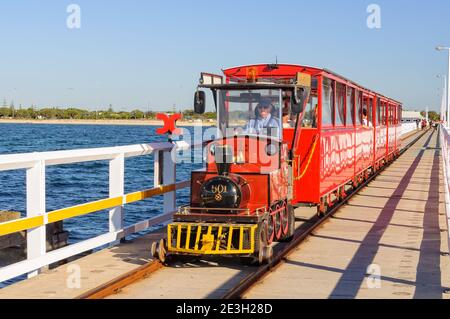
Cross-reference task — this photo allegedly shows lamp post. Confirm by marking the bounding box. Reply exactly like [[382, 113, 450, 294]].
[[436, 46, 450, 127], [438, 75, 447, 123]]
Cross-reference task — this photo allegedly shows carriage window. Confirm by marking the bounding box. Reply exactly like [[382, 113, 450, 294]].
[[363, 96, 373, 127], [387, 106, 390, 125], [356, 91, 362, 125], [376, 98, 381, 126], [302, 94, 319, 128], [391, 106, 395, 124], [390, 105, 394, 125], [381, 101, 386, 125], [335, 83, 345, 126], [322, 78, 334, 126], [386, 103, 390, 125], [395, 105, 399, 124], [394, 105, 397, 124], [393, 105, 397, 124], [397, 106, 400, 124], [346, 87, 354, 126], [363, 97, 369, 124], [388, 106, 393, 125]]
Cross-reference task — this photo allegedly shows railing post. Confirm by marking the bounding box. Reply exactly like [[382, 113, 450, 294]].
[[109, 154, 124, 233], [26, 160, 46, 278], [162, 149, 176, 214], [154, 150, 162, 187]]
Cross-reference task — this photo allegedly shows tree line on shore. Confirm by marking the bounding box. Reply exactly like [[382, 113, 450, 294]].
[[0, 104, 439, 122], [0, 106, 216, 121]]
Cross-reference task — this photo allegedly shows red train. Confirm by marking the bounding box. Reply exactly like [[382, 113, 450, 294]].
[[152, 64, 402, 265]]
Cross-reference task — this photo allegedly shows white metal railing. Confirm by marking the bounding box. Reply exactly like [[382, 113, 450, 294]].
[[0, 141, 190, 283], [440, 125, 450, 261]]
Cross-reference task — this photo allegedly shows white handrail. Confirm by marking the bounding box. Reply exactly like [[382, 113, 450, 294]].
[[440, 126, 450, 263], [0, 141, 189, 284], [0, 142, 173, 172]]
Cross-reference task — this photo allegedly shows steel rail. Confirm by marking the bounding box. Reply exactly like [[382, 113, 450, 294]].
[[76, 260, 164, 299], [221, 129, 430, 299], [77, 129, 427, 300]]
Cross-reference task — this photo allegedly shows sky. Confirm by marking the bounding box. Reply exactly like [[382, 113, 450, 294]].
[[0, 0, 449, 112]]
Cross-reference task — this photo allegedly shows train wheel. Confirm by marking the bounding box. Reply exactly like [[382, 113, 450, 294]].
[[317, 209, 325, 218], [280, 203, 289, 236], [257, 222, 273, 265], [279, 203, 295, 242], [266, 215, 275, 245], [341, 186, 347, 199], [259, 244, 273, 265], [273, 205, 283, 241], [151, 241, 157, 258], [240, 221, 272, 266], [151, 238, 167, 264], [317, 198, 326, 218], [358, 173, 363, 184]]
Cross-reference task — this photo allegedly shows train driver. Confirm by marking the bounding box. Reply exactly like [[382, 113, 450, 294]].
[[244, 98, 280, 135]]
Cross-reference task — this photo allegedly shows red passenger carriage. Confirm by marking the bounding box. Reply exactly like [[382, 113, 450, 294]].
[[152, 64, 402, 265]]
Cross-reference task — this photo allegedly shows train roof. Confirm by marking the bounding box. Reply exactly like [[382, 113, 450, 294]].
[[222, 64, 402, 105]]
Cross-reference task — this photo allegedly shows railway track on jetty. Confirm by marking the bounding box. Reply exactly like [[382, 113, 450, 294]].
[[77, 129, 429, 300]]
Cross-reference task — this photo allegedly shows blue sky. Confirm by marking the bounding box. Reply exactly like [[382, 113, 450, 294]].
[[0, 0, 449, 112]]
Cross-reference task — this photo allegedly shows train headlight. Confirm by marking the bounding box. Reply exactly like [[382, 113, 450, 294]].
[[265, 144, 278, 156]]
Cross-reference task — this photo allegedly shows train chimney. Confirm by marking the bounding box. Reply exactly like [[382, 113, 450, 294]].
[[214, 145, 233, 176]]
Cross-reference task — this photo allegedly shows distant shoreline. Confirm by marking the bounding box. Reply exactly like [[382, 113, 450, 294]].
[[0, 119, 216, 127]]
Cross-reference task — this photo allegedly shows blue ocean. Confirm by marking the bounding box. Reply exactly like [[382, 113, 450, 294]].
[[0, 123, 204, 287]]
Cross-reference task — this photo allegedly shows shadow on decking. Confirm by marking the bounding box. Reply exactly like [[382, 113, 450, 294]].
[[365, 185, 445, 195], [328, 130, 443, 299], [328, 216, 426, 231], [345, 203, 433, 215], [413, 131, 442, 298]]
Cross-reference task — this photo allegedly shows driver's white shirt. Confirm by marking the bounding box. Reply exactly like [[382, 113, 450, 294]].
[[245, 114, 279, 134]]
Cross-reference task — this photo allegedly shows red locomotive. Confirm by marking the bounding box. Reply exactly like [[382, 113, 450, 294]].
[[152, 64, 402, 265]]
